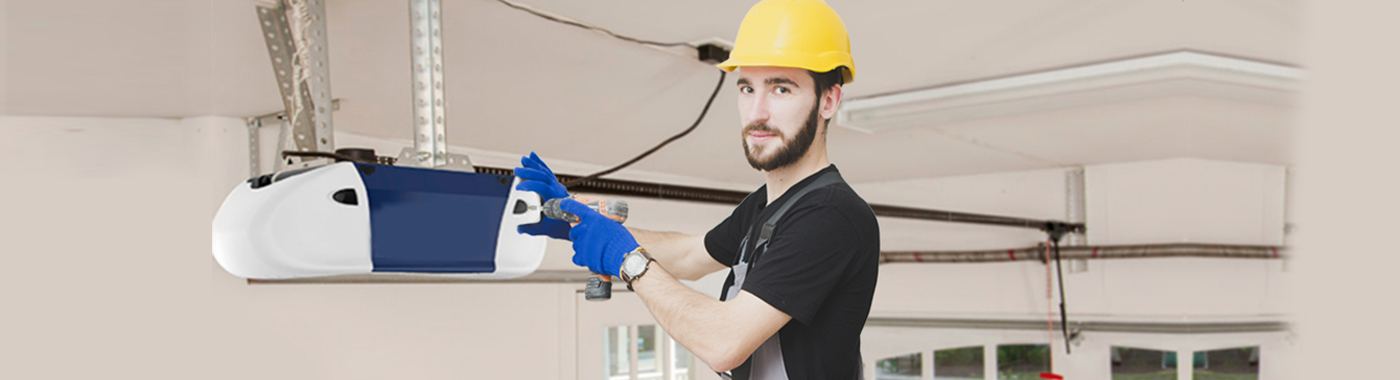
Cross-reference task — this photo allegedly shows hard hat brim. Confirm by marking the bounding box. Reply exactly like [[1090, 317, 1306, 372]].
[[716, 50, 856, 85]]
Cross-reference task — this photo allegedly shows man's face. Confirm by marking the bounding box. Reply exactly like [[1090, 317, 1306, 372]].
[[737, 66, 822, 172]]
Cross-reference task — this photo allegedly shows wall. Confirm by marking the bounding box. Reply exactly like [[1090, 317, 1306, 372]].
[[1, 116, 211, 378], [862, 159, 1290, 319], [855, 159, 1293, 380], [1086, 158, 1288, 246]]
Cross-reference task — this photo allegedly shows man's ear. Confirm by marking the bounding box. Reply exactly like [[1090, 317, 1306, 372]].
[[819, 84, 843, 121]]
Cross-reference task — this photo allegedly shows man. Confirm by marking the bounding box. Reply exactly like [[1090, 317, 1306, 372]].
[[515, 1, 879, 378]]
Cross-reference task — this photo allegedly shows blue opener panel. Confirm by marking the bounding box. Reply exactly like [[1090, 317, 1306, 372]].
[[355, 163, 514, 273]]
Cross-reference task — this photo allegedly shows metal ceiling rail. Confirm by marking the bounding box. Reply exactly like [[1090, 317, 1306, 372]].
[[249, 270, 597, 284], [472, 166, 1083, 232], [866, 317, 1289, 334], [248, 243, 1280, 284], [880, 243, 1285, 264]]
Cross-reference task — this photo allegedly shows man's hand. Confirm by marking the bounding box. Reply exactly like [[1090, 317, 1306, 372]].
[[563, 199, 638, 277], [515, 152, 572, 240]]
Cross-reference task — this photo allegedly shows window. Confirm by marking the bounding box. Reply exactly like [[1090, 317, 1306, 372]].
[[1162, 351, 1207, 370], [1111, 346, 1177, 380], [876, 352, 921, 380], [934, 346, 984, 380], [602, 324, 699, 380], [997, 344, 1050, 380], [1192, 347, 1259, 380], [671, 338, 693, 380], [638, 325, 661, 379], [605, 326, 631, 380]]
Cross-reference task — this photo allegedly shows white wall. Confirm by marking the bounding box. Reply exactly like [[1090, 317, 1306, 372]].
[[2, 116, 212, 378], [871, 258, 1289, 320], [856, 159, 1292, 379], [1086, 158, 1288, 246]]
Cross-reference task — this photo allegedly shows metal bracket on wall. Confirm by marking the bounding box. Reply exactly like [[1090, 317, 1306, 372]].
[[256, 0, 335, 160], [1065, 167, 1089, 273], [1065, 167, 1087, 246], [395, 147, 475, 173], [245, 119, 262, 177], [407, 0, 453, 169]]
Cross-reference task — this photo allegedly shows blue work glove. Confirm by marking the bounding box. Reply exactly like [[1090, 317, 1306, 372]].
[[563, 199, 638, 277], [515, 152, 571, 240]]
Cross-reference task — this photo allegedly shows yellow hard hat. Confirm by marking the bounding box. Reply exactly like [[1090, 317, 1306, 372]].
[[717, 0, 855, 84]]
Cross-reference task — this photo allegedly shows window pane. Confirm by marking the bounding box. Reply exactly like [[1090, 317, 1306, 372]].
[[997, 344, 1049, 380], [876, 352, 922, 380], [935, 346, 983, 380], [1111, 346, 1176, 380], [604, 326, 630, 379], [638, 325, 661, 380], [672, 339, 693, 380], [1193, 347, 1259, 380]]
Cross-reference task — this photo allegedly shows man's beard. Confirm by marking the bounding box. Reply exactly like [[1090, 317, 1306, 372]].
[[742, 102, 820, 172]]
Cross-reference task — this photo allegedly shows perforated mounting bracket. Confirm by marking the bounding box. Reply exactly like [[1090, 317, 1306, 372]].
[[256, 0, 334, 158], [395, 147, 475, 173], [249, 0, 474, 175], [409, 0, 450, 168], [245, 118, 262, 177]]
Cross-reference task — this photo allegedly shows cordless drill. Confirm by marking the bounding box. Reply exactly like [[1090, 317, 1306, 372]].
[[540, 195, 629, 301]]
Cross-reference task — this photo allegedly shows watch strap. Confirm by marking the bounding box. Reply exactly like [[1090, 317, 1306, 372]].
[[620, 247, 655, 290]]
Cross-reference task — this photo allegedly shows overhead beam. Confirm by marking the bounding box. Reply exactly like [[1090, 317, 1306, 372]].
[[472, 166, 1083, 231], [867, 317, 1288, 334], [880, 243, 1284, 264]]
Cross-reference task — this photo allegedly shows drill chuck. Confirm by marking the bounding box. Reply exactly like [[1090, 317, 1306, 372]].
[[542, 197, 628, 224], [538, 195, 628, 302]]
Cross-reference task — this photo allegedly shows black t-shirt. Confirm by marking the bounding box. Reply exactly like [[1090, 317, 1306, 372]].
[[704, 165, 881, 380]]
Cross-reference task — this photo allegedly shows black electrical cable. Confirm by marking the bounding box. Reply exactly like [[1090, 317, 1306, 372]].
[[493, 0, 728, 186], [561, 70, 727, 188], [496, 0, 691, 48], [1052, 237, 1071, 354]]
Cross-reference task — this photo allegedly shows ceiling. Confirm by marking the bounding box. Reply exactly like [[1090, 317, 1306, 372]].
[[1, 0, 1300, 184]]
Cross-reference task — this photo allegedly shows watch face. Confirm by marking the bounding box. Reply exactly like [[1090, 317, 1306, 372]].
[[624, 253, 647, 276]]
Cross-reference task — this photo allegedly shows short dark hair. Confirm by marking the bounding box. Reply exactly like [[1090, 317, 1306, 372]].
[[808, 67, 845, 126]]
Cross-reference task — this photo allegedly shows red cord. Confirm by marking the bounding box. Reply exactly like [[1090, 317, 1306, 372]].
[[1045, 239, 1056, 372]]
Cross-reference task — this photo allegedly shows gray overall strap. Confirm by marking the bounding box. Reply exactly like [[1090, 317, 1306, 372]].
[[749, 171, 845, 254], [718, 170, 846, 380]]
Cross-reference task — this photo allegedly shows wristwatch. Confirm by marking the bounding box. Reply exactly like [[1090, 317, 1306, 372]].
[[618, 247, 656, 291]]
